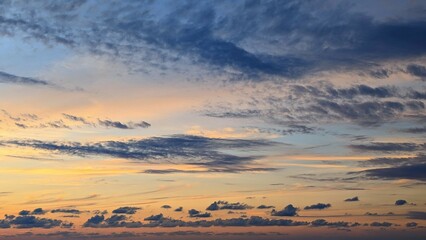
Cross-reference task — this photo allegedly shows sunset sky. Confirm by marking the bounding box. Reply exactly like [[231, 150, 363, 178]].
[[0, 0, 425, 239]]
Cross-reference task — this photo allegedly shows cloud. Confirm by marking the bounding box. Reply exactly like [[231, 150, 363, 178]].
[[395, 200, 408, 206], [203, 83, 425, 127], [51, 209, 81, 214], [310, 219, 359, 228], [349, 142, 426, 152], [174, 207, 183, 212], [5, 215, 68, 229], [304, 203, 331, 210], [361, 154, 426, 167], [2, 1, 426, 80], [161, 205, 172, 209], [257, 205, 275, 209], [142, 167, 278, 174], [370, 222, 393, 227], [406, 64, 426, 79], [3, 135, 276, 171], [407, 211, 426, 220], [62, 114, 89, 124], [0, 71, 50, 86], [271, 204, 298, 217], [112, 207, 141, 215], [344, 197, 359, 202], [399, 126, 426, 134], [98, 119, 151, 129], [31, 208, 46, 215], [406, 222, 418, 228], [19, 210, 30, 216], [83, 215, 143, 228], [144, 214, 164, 221], [360, 164, 426, 181], [206, 201, 253, 211], [81, 215, 323, 228], [354, 155, 426, 181], [188, 209, 212, 218]]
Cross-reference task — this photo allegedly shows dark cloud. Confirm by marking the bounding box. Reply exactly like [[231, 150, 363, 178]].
[[206, 201, 253, 211], [62, 114, 89, 124], [51, 209, 81, 214], [349, 142, 425, 152], [271, 204, 298, 217], [355, 154, 426, 181], [161, 205, 172, 209], [2, 1, 426, 80], [360, 164, 426, 181], [203, 83, 425, 127], [19, 210, 30, 216], [304, 203, 331, 210], [361, 154, 426, 167], [144, 214, 164, 221], [98, 119, 151, 129], [31, 208, 46, 215], [112, 207, 141, 215], [257, 205, 275, 209], [406, 222, 418, 228], [3, 135, 275, 171], [310, 219, 359, 228], [344, 196, 359, 202], [8, 215, 65, 229], [399, 126, 426, 134], [406, 64, 426, 79], [407, 211, 426, 220], [370, 222, 393, 227], [174, 207, 183, 212], [188, 209, 212, 218], [83, 214, 143, 228], [0, 71, 50, 86], [395, 200, 408, 206]]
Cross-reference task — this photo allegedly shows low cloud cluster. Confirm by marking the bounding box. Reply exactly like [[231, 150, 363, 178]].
[[304, 203, 331, 210], [0, 215, 71, 229], [112, 207, 141, 215], [206, 201, 253, 211], [271, 204, 298, 217]]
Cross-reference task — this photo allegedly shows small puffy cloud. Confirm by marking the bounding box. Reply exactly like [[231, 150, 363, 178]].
[[98, 119, 151, 129], [112, 207, 141, 215], [51, 209, 81, 214], [345, 197, 359, 202], [188, 209, 211, 218], [395, 199, 408, 206], [310, 219, 358, 228], [174, 207, 183, 212], [406, 222, 418, 228], [271, 204, 298, 217], [370, 222, 393, 227], [257, 205, 275, 209], [83, 215, 104, 226], [18, 210, 30, 216], [206, 201, 253, 211], [304, 203, 331, 210], [144, 214, 164, 221], [31, 208, 46, 215]]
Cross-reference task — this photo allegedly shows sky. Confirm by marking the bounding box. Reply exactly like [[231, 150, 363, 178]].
[[0, 0, 425, 239]]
